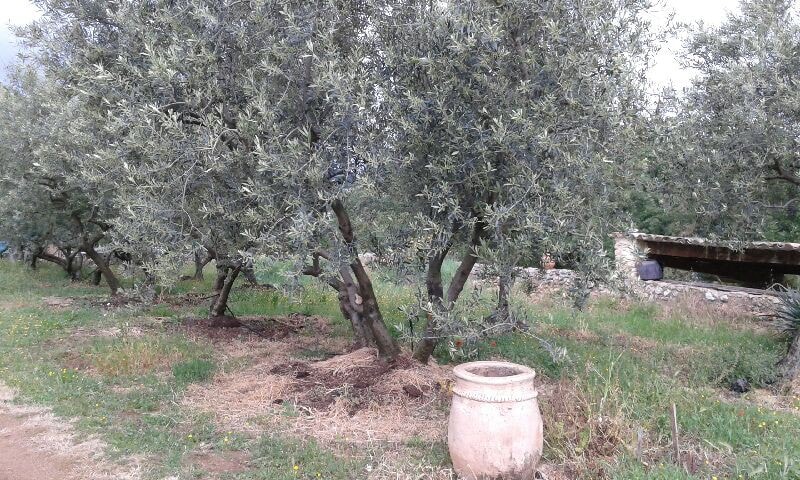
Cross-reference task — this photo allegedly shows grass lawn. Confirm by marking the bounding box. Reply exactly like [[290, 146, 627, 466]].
[[0, 260, 798, 479]]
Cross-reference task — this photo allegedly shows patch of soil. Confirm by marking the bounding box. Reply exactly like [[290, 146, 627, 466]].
[[183, 343, 452, 445], [268, 350, 421, 412], [0, 412, 83, 480], [88, 295, 141, 310], [163, 292, 211, 308], [42, 296, 75, 309], [0, 382, 141, 480], [186, 451, 249, 474], [179, 314, 316, 342]]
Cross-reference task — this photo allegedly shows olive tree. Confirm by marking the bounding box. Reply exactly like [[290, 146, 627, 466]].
[[669, 0, 800, 235], [243, 0, 403, 358], [0, 67, 122, 292], [17, 0, 403, 354], [676, 0, 800, 388], [373, 0, 658, 362]]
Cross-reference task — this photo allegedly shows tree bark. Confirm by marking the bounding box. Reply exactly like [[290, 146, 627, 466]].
[[85, 246, 121, 295], [779, 333, 800, 392], [212, 263, 228, 293], [58, 248, 81, 281], [338, 266, 374, 348], [445, 219, 486, 305], [209, 262, 242, 327], [35, 251, 67, 269], [412, 245, 451, 363], [331, 199, 399, 360], [303, 251, 375, 348], [486, 272, 513, 324], [64, 253, 79, 281], [413, 216, 487, 364], [194, 251, 212, 280]]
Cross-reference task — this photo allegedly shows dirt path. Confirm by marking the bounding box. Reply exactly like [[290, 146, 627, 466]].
[[0, 383, 140, 480], [0, 411, 82, 480]]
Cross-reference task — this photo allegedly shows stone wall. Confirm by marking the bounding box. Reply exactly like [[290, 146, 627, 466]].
[[472, 264, 578, 292], [637, 280, 780, 315]]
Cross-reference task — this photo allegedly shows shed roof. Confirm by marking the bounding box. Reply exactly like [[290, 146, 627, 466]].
[[625, 233, 800, 253]]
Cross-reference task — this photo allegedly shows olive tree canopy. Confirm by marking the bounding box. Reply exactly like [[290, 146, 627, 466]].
[[372, 0, 658, 362]]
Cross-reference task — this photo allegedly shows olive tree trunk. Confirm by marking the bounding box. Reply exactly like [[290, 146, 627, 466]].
[[35, 250, 67, 270], [303, 251, 375, 348], [338, 266, 375, 348], [84, 246, 121, 295], [331, 199, 399, 360], [413, 217, 486, 364], [486, 272, 513, 324], [193, 251, 212, 280], [208, 261, 242, 327]]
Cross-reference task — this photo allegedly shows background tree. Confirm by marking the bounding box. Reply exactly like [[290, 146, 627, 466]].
[[0, 67, 121, 292], [668, 0, 800, 238], [673, 0, 800, 388]]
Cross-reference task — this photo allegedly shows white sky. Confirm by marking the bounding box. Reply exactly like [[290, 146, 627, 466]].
[[0, 0, 740, 88], [648, 0, 741, 90], [0, 0, 41, 73]]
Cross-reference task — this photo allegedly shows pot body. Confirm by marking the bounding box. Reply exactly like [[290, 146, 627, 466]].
[[448, 361, 543, 480]]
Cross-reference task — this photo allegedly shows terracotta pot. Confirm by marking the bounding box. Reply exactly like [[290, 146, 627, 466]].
[[448, 361, 543, 480]]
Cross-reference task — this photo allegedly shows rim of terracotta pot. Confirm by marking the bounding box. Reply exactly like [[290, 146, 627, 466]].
[[453, 360, 536, 386]]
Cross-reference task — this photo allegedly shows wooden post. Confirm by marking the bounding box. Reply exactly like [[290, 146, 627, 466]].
[[670, 403, 680, 463]]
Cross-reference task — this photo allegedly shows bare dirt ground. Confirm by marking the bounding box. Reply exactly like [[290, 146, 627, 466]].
[[0, 411, 80, 480], [0, 382, 140, 480]]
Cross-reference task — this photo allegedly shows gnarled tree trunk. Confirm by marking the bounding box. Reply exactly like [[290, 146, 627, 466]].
[[413, 216, 487, 364], [35, 249, 67, 270], [84, 246, 121, 295], [331, 199, 399, 360], [208, 260, 242, 327], [338, 266, 375, 348], [193, 251, 212, 280], [59, 248, 82, 281], [304, 252, 375, 348]]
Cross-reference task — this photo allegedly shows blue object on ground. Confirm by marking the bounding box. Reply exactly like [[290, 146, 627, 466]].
[[0, 242, 8, 254], [637, 259, 663, 281]]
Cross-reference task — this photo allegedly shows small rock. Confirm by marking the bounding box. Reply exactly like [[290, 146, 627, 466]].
[[720, 294, 729, 303], [705, 291, 716, 301], [402, 384, 424, 398], [272, 398, 284, 405], [730, 378, 750, 394], [359, 252, 377, 265]]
